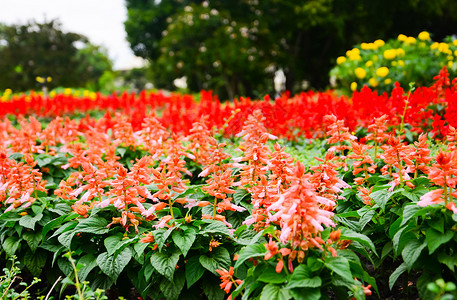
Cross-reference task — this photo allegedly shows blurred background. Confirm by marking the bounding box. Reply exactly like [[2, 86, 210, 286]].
[[1, 0, 457, 98]]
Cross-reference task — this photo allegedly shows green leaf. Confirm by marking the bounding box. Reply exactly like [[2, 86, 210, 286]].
[[324, 256, 353, 284], [96, 247, 132, 281], [199, 247, 231, 275], [48, 203, 72, 215], [402, 239, 426, 270], [2, 236, 21, 257], [134, 241, 149, 257], [116, 147, 127, 157], [154, 227, 175, 252], [75, 217, 109, 234], [160, 269, 185, 300], [200, 220, 231, 236], [150, 251, 180, 281], [58, 229, 76, 249], [78, 254, 98, 281], [42, 213, 79, 238], [370, 189, 393, 211], [358, 209, 375, 230], [104, 233, 123, 256], [389, 263, 407, 290], [258, 266, 287, 284], [234, 244, 268, 269], [340, 227, 376, 254], [24, 249, 47, 276], [23, 230, 42, 252], [287, 265, 322, 289], [260, 284, 290, 300], [400, 205, 422, 226], [202, 275, 225, 300], [426, 228, 454, 254], [19, 213, 43, 230], [235, 227, 264, 245], [234, 189, 250, 204], [288, 287, 321, 300], [438, 251, 457, 271], [185, 256, 206, 288], [172, 226, 197, 257]]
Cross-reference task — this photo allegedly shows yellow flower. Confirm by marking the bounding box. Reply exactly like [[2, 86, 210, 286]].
[[376, 67, 389, 77], [447, 56, 454, 61], [365, 60, 373, 67], [418, 31, 430, 41], [392, 61, 398, 66], [398, 60, 405, 67], [374, 39, 385, 47], [453, 40, 457, 47], [430, 42, 439, 50], [405, 37, 416, 45], [336, 56, 346, 65], [4, 88, 12, 94], [368, 78, 379, 87], [454, 50, 457, 57], [354, 67, 367, 79], [64, 88, 72, 95], [361, 43, 370, 50], [438, 42, 450, 53], [384, 78, 392, 85], [351, 82, 358, 91], [398, 34, 407, 41], [383, 49, 396, 60], [449, 61, 454, 68], [36, 76, 44, 83], [49, 90, 56, 98], [395, 48, 405, 57]]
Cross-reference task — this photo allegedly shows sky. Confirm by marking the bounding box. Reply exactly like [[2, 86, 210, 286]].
[[0, 0, 146, 70]]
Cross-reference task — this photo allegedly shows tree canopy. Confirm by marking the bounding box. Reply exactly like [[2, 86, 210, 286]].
[[124, 0, 457, 98], [0, 20, 112, 92]]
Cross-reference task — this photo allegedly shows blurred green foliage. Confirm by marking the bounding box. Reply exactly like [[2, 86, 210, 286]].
[[0, 20, 112, 92], [124, 0, 457, 98]]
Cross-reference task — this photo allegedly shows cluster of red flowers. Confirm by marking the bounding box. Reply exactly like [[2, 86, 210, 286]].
[[2, 67, 457, 140]]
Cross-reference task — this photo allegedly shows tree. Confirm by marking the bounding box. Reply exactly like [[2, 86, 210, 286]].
[[0, 20, 112, 91], [124, 0, 457, 96]]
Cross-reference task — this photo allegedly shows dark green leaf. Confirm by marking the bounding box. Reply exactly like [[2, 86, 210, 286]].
[[96, 247, 132, 281], [426, 228, 454, 254], [234, 244, 268, 269], [185, 256, 206, 288], [287, 265, 322, 289], [234, 189, 250, 204], [258, 266, 287, 284], [75, 217, 109, 234], [389, 263, 408, 290], [58, 229, 76, 248], [402, 239, 426, 270], [24, 249, 47, 276], [42, 213, 79, 238], [199, 247, 231, 275], [340, 227, 376, 254], [154, 227, 175, 252], [202, 275, 225, 300], [19, 213, 43, 230], [150, 251, 180, 281], [78, 254, 98, 281], [200, 220, 231, 236], [172, 226, 197, 257], [160, 270, 185, 300], [2, 236, 21, 257], [23, 230, 42, 252], [260, 284, 290, 300], [324, 256, 353, 284], [288, 287, 321, 300]]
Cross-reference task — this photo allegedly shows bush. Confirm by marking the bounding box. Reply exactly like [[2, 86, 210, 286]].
[[330, 31, 457, 94]]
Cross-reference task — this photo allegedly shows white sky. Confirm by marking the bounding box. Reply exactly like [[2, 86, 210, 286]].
[[0, 0, 146, 70]]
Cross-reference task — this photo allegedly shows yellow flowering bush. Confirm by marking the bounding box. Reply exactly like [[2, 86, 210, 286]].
[[330, 31, 457, 94]]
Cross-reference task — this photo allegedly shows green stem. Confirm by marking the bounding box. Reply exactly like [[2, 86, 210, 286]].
[[212, 197, 218, 218]]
